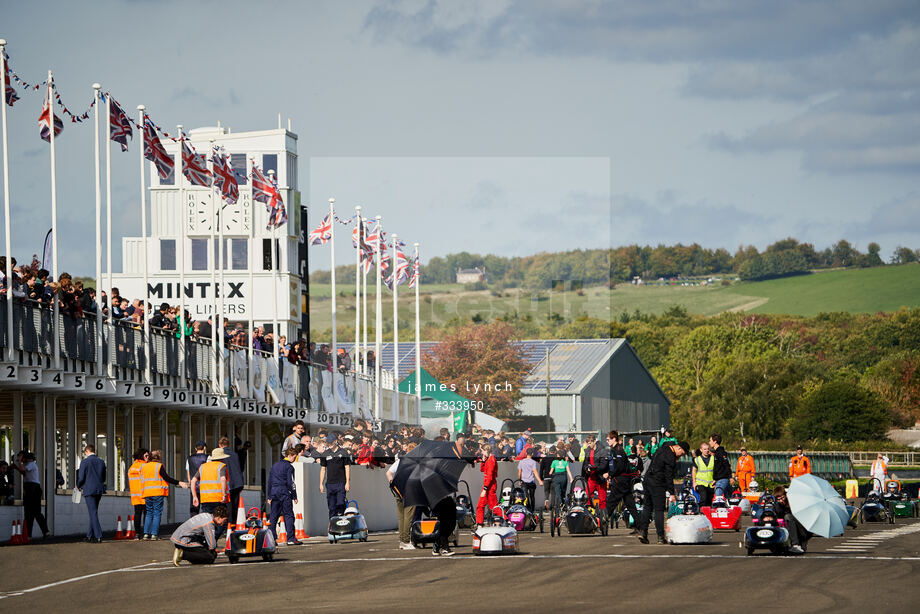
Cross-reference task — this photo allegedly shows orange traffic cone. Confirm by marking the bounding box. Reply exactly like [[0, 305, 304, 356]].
[[125, 515, 136, 540], [8, 519, 20, 545], [277, 520, 287, 543], [236, 498, 246, 527], [262, 513, 269, 529], [114, 516, 125, 540], [225, 522, 235, 551], [295, 513, 307, 539]]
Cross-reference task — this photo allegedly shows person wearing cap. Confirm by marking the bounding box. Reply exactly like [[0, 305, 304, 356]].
[[190, 448, 229, 516], [320, 434, 351, 519], [636, 439, 690, 544], [789, 446, 811, 479], [185, 441, 210, 517], [735, 447, 756, 492], [283, 420, 306, 455], [268, 446, 301, 545]]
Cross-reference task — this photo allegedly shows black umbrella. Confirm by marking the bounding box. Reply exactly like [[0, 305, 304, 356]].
[[392, 440, 468, 509]]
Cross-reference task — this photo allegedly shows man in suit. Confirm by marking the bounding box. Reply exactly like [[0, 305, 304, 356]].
[[217, 436, 244, 518], [77, 444, 107, 543]]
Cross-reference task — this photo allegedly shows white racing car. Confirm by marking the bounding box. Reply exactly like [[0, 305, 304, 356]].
[[666, 497, 714, 544], [472, 506, 519, 555]]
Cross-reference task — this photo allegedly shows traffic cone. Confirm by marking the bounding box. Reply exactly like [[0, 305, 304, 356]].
[[8, 519, 20, 545], [277, 520, 287, 543], [125, 515, 136, 540], [262, 513, 269, 529], [225, 522, 235, 551], [236, 498, 246, 527], [114, 516, 125, 540], [295, 513, 307, 539]]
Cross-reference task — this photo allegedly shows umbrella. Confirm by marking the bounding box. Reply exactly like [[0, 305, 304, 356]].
[[391, 439, 468, 509], [787, 474, 850, 538]]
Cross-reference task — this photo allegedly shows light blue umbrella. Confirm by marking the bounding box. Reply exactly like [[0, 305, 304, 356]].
[[787, 474, 850, 538]]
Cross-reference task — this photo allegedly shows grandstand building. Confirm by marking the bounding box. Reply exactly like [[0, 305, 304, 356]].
[[378, 338, 670, 433]]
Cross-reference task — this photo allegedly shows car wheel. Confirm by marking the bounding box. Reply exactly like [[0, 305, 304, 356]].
[[228, 555, 239, 564], [262, 553, 273, 562]]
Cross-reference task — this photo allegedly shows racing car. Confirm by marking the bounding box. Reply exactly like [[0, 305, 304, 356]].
[[472, 505, 519, 555], [225, 507, 277, 564]]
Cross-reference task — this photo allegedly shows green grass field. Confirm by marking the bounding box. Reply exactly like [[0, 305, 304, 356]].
[[307, 264, 920, 333]]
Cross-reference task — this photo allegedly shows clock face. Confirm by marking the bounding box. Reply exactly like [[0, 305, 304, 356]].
[[186, 190, 251, 235]]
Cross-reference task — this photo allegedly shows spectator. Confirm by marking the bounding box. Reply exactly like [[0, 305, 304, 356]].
[[709, 433, 731, 498], [568, 434, 581, 460], [514, 430, 531, 456], [12, 450, 49, 540], [0, 460, 14, 503], [517, 447, 542, 511], [319, 434, 351, 519], [198, 316, 213, 341]]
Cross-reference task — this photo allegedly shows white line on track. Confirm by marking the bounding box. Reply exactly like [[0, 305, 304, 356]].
[[0, 562, 164, 599]]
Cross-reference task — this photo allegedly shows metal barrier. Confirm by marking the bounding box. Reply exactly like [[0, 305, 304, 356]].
[[727, 451, 854, 481], [849, 451, 920, 467]]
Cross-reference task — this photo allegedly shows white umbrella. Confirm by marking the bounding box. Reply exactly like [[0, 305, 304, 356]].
[[787, 474, 850, 538]]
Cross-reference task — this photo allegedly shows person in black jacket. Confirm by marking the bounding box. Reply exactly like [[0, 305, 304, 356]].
[[772, 486, 810, 554], [709, 433, 732, 499], [637, 439, 690, 544], [600, 431, 643, 533]]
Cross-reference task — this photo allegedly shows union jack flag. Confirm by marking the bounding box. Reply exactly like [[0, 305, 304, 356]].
[[395, 248, 410, 284], [408, 253, 420, 288], [211, 148, 239, 204], [181, 140, 211, 187], [4, 65, 17, 107], [38, 90, 63, 142], [360, 251, 374, 275], [251, 163, 287, 228], [379, 247, 390, 273], [108, 96, 133, 152], [143, 117, 174, 179], [309, 214, 333, 246]]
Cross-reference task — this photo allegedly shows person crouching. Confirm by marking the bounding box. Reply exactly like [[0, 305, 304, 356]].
[[170, 504, 229, 566]]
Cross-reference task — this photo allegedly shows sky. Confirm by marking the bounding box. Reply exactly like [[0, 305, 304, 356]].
[[2, 0, 918, 275]]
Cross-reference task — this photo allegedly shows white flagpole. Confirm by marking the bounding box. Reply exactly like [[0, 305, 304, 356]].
[[93, 85, 103, 377], [374, 215, 382, 421], [329, 198, 338, 411], [362, 217, 368, 375], [247, 158, 254, 397], [208, 142, 217, 393], [49, 72, 60, 371], [177, 124, 186, 389], [0, 40, 13, 362], [414, 243, 421, 408], [269, 170, 280, 393], [105, 94, 113, 376], [354, 206, 361, 375], [212, 139, 222, 395], [391, 233, 399, 392], [137, 106, 151, 383]]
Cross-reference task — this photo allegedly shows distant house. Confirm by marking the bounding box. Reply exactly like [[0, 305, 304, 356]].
[[456, 267, 487, 284]]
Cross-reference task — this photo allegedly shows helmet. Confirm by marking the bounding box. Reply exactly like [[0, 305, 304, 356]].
[[572, 487, 587, 506], [749, 480, 759, 492], [344, 505, 359, 516], [683, 498, 699, 515]]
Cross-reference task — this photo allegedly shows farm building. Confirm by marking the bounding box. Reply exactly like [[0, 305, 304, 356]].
[[456, 267, 487, 284], [378, 338, 670, 434]]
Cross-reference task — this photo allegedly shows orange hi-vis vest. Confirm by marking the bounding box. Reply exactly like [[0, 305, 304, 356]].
[[198, 461, 227, 503], [128, 460, 147, 505], [141, 462, 168, 497], [736, 454, 755, 475], [789, 455, 811, 478]]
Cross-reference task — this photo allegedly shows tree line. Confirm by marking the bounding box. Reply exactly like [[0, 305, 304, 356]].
[[308, 238, 920, 288]]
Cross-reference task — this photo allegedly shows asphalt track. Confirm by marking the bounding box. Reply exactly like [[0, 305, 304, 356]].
[[2, 518, 920, 612]]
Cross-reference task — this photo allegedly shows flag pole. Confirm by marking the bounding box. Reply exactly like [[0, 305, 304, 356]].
[[247, 157, 254, 397], [391, 233, 399, 392], [137, 106, 151, 383], [354, 206, 361, 375], [0, 40, 13, 362], [177, 124, 186, 389], [49, 71, 60, 371], [269, 169, 280, 398], [329, 197, 338, 412], [362, 217, 368, 377], [93, 84, 103, 377], [212, 138, 222, 395], [104, 93, 113, 377], [208, 140, 217, 393], [414, 242, 421, 408], [374, 215, 382, 422]]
